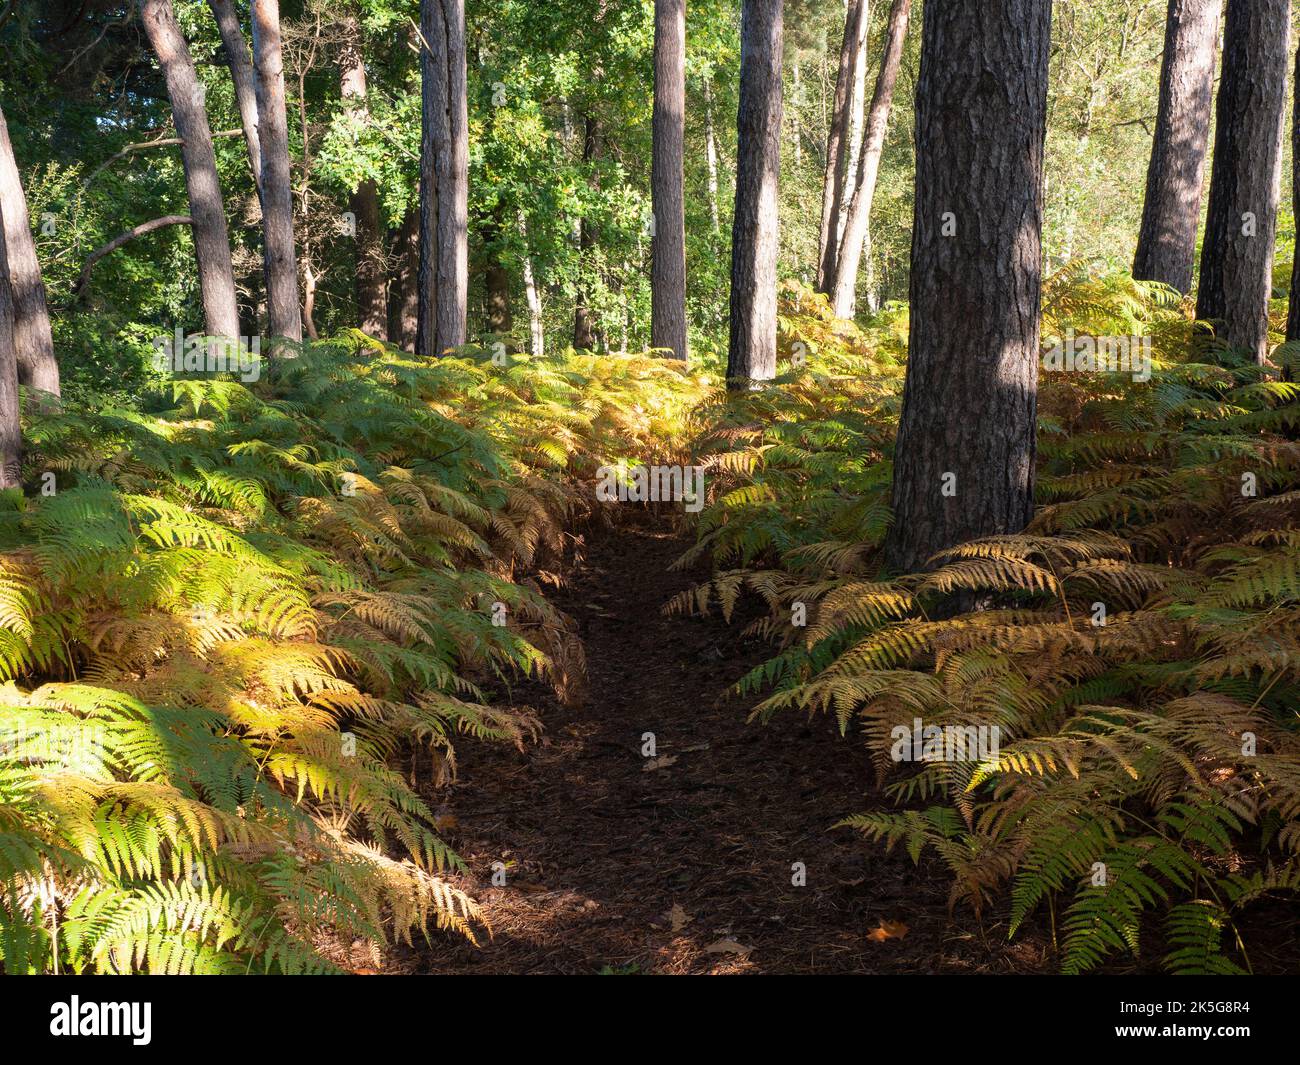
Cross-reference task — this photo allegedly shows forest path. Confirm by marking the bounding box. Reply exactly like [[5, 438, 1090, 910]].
[[395, 513, 1041, 974]]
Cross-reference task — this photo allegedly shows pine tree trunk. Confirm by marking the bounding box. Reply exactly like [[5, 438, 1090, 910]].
[[1287, 41, 1300, 375], [651, 0, 687, 361], [340, 16, 388, 340], [207, 0, 263, 201], [416, 0, 469, 357], [726, 0, 783, 388], [814, 0, 867, 294], [884, 0, 1052, 575], [0, 232, 23, 487], [389, 209, 419, 352], [483, 203, 513, 344], [573, 114, 602, 351], [1195, 0, 1288, 365], [250, 0, 302, 346], [1132, 0, 1219, 295], [0, 104, 58, 400], [831, 0, 910, 319], [141, 0, 241, 348]]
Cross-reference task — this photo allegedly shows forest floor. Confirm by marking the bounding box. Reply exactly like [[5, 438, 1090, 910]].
[[382, 509, 1071, 975]]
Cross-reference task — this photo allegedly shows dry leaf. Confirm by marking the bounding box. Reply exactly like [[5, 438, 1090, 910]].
[[867, 920, 909, 942], [642, 754, 678, 772], [704, 937, 752, 956], [663, 903, 693, 932]]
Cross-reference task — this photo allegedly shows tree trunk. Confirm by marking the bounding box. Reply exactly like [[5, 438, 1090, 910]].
[[0, 104, 58, 399], [389, 208, 419, 351], [573, 114, 603, 351], [483, 204, 513, 344], [830, 0, 910, 319], [0, 224, 23, 487], [651, 0, 687, 362], [141, 0, 241, 348], [1195, 0, 1288, 365], [726, 0, 783, 388], [250, 0, 302, 346], [207, 0, 263, 201], [814, 0, 867, 294], [703, 77, 721, 233], [416, 0, 469, 357], [1132, 0, 1219, 295], [520, 209, 544, 356], [1287, 42, 1300, 376], [884, 0, 1052, 575], [340, 15, 388, 340]]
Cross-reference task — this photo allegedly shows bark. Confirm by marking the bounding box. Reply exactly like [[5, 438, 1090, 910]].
[[416, 0, 469, 357], [71, 214, 192, 298], [651, 0, 687, 361], [830, 0, 910, 319], [1132, 0, 1219, 294], [207, 0, 263, 200], [0, 103, 58, 399], [1287, 41, 1300, 374], [483, 203, 513, 343], [0, 217, 23, 488], [389, 208, 419, 352], [140, 0, 241, 347], [340, 15, 387, 340], [1195, 0, 1288, 365], [814, 0, 867, 293], [520, 209, 543, 357], [573, 114, 603, 351], [884, 0, 1052, 575], [250, 0, 302, 345], [726, 0, 783, 388]]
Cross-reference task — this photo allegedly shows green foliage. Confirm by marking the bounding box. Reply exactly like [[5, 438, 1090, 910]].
[[1, 338, 704, 973]]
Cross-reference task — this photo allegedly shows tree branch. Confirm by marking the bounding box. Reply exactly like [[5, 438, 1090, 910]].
[[67, 214, 192, 302]]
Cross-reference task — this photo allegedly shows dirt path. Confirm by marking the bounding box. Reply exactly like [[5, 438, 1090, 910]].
[[395, 514, 1047, 974]]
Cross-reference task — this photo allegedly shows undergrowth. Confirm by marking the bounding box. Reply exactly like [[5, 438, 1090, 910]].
[[673, 272, 1300, 975]]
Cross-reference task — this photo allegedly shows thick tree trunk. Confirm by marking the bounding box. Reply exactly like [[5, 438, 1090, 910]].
[[389, 209, 419, 352], [0, 104, 58, 399], [0, 225, 23, 487], [814, 0, 867, 294], [884, 0, 1052, 575], [250, 0, 302, 346], [651, 0, 687, 361], [340, 16, 388, 340], [1132, 0, 1218, 295], [726, 0, 783, 388], [207, 0, 263, 201], [416, 0, 469, 357], [141, 0, 241, 349], [830, 0, 910, 319], [573, 114, 603, 351], [1195, 0, 1288, 365]]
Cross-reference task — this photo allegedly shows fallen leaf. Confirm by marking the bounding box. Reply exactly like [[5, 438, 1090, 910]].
[[867, 920, 909, 942], [642, 754, 678, 772], [704, 937, 752, 956], [662, 903, 693, 932]]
